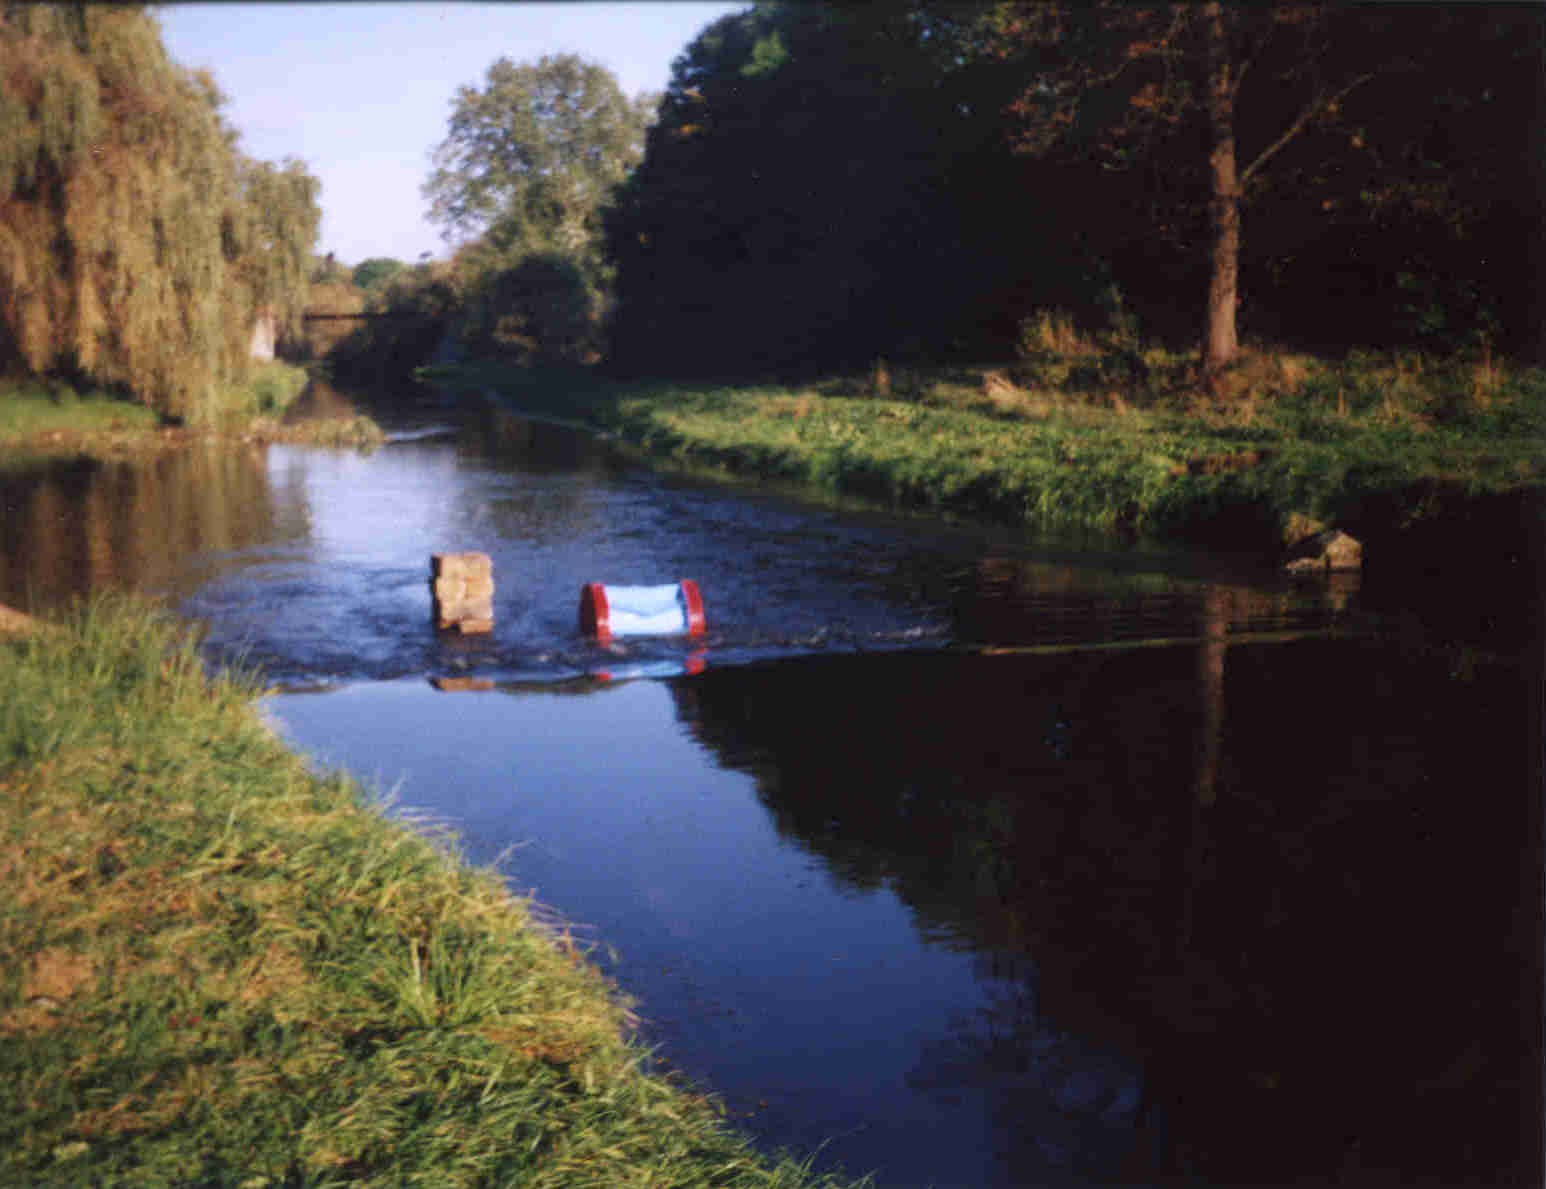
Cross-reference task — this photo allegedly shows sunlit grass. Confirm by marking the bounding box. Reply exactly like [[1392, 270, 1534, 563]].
[[0, 382, 161, 441], [0, 366, 386, 464], [252, 413, 387, 450], [0, 596, 866, 1188], [426, 343, 1544, 548], [219, 359, 311, 423]]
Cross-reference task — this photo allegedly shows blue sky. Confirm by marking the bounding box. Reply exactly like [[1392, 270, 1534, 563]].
[[156, 3, 744, 266]]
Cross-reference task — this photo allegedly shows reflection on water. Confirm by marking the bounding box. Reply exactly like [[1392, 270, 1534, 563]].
[[669, 643, 1538, 1187], [0, 445, 300, 611]]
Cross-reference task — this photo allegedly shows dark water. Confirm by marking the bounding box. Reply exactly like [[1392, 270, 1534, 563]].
[[1, 382, 1539, 1187]]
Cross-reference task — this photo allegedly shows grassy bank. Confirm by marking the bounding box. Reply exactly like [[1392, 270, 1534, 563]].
[[0, 364, 383, 466], [424, 341, 1544, 557], [0, 599, 861, 1188]]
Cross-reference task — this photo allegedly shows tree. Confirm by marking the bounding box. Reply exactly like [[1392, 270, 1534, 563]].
[[309, 252, 350, 285], [351, 256, 406, 292], [606, 3, 989, 376], [424, 53, 653, 281], [227, 156, 321, 343], [0, 3, 320, 421], [464, 252, 596, 366], [983, 3, 1450, 380]]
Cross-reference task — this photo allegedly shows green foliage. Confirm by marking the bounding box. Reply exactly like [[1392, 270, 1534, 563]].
[[221, 359, 309, 421], [464, 252, 599, 366], [425, 53, 651, 274], [0, 6, 321, 424], [308, 252, 350, 285], [226, 158, 320, 342], [351, 256, 406, 292], [424, 52, 651, 371], [0, 381, 160, 441], [436, 343, 1543, 549], [969, 3, 1544, 358], [290, 278, 366, 360], [603, 3, 1540, 374], [325, 262, 459, 386], [0, 596, 868, 1188], [607, 4, 988, 376]]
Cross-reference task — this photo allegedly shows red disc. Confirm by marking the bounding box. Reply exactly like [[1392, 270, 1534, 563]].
[[579, 582, 612, 643], [679, 579, 706, 637]]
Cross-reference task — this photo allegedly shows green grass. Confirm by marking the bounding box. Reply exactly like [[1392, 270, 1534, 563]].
[[221, 360, 312, 424], [0, 382, 162, 441], [0, 361, 312, 443], [423, 342, 1544, 552], [0, 367, 385, 465], [0, 597, 866, 1188]]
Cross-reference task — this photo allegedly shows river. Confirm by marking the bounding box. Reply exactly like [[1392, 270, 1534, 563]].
[[1, 380, 1538, 1187]]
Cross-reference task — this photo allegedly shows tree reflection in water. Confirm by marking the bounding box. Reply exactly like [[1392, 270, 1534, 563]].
[[670, 599, 1539, 1185], [0, 445, 292, 612]]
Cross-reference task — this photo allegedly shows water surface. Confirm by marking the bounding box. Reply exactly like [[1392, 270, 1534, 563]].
[[0, 382, 1537, 1186]]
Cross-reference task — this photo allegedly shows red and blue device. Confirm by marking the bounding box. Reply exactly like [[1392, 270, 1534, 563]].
[[579, 580, 706, 645]]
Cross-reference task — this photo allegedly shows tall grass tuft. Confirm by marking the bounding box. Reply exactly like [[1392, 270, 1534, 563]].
[[0, 597, 866, 1187]]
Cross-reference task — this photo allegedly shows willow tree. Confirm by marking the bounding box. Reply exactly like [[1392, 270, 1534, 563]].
[[0, 3, 319, 423]]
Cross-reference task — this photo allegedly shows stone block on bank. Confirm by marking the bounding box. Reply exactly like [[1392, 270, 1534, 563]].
[[1284, 529, 1363, 573]]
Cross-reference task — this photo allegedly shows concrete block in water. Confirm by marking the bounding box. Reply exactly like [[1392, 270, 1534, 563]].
[[431, 552, 494, 632]]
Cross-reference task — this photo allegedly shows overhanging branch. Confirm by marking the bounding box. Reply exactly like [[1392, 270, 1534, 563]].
[[1240, 70, 1375, 189]]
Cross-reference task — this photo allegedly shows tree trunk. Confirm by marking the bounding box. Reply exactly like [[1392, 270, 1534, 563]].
[[1202, 3, 1240, 385], [1531, 11, 1546, 365]]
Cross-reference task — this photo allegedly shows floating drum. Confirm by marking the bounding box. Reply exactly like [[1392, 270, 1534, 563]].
[[580, 581, 705, 644]]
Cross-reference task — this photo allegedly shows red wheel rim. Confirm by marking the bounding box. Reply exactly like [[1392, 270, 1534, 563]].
[[579, 582, 612, 643], [679, 579, 706, 637]]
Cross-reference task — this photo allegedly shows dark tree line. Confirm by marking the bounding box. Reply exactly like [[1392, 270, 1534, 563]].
[[607, 4, 996, 378], [603, 2, 1544, 380]]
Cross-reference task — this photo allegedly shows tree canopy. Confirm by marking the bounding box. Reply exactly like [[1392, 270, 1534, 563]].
[[423, 53, 653, 366], [606, 3, 989, 377], [603, 1, 1542, 377], [352, 256, 406, 292], [980, 2, 1544, 376], [0, 3, 321, 422], [424, 53, 652, 274]]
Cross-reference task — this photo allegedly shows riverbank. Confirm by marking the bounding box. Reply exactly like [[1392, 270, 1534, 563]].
[[0, 366, 384, 468], [423, 348, 1544, 568], [0, 599, 863, 1187]]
